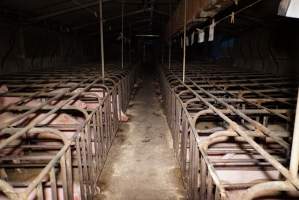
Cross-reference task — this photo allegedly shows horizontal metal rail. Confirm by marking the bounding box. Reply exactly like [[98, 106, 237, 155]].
[[0, 64, 136, 200], [159, 64, 298, 199]]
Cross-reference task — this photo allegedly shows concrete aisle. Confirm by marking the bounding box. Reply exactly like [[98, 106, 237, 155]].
[[96, 76, 186, 200]]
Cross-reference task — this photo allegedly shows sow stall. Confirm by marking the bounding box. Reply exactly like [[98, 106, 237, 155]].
[[0, 64, 135, 200], [159, 64, 299, 200]]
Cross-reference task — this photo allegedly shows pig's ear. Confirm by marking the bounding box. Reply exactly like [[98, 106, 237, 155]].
[[0, 85, 8, 93]]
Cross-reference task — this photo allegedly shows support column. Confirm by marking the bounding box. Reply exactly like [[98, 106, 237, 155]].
[[182, 0, 187, 83], [99, 0, 105, 80]]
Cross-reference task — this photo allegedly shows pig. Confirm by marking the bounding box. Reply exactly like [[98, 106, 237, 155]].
[[0, 85, 41, 108]]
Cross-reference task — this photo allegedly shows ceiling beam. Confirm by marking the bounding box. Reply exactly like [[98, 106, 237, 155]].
[[87, 18, 163, 36], [72, 8, 149, 30], [72, 7, 167, 31], [103, 8, 150, 22], [30, 0, 112, 22], [74, 17, 151, 31]]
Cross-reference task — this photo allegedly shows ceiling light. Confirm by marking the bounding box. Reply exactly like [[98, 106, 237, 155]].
[[278, 0, 299, 18]]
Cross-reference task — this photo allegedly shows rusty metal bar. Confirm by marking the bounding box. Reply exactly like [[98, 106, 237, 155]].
[[159, 63, 298, 199], [0, 64, 136, 200]]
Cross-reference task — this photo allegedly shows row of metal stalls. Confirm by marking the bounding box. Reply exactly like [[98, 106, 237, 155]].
[[0, 64, 136, 200], [159, 63, 299, 200]]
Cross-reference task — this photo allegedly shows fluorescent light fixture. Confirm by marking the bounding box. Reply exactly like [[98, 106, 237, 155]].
[[278, 0, 299, 18], [136, 34, 160, 38]]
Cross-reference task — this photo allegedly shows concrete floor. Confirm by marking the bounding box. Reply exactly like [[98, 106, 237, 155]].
[[96, 76, 186, 200]]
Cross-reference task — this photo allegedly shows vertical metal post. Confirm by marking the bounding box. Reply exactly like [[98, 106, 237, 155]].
[[182, 0, 187, 83], [162, 45, 164, 64], [129, 24, 132, 65], [168, 0, 172, 70], [290, 89, 299, 179], [121, 0, 124, 69], [143, 44, 146, 63], [168, 40, 172, 70], [99, 0, 105, 80], [19, 26, 26, 60]]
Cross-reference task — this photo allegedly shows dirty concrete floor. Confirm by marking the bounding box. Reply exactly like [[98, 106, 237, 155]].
[[96, 76, 186, 200]]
